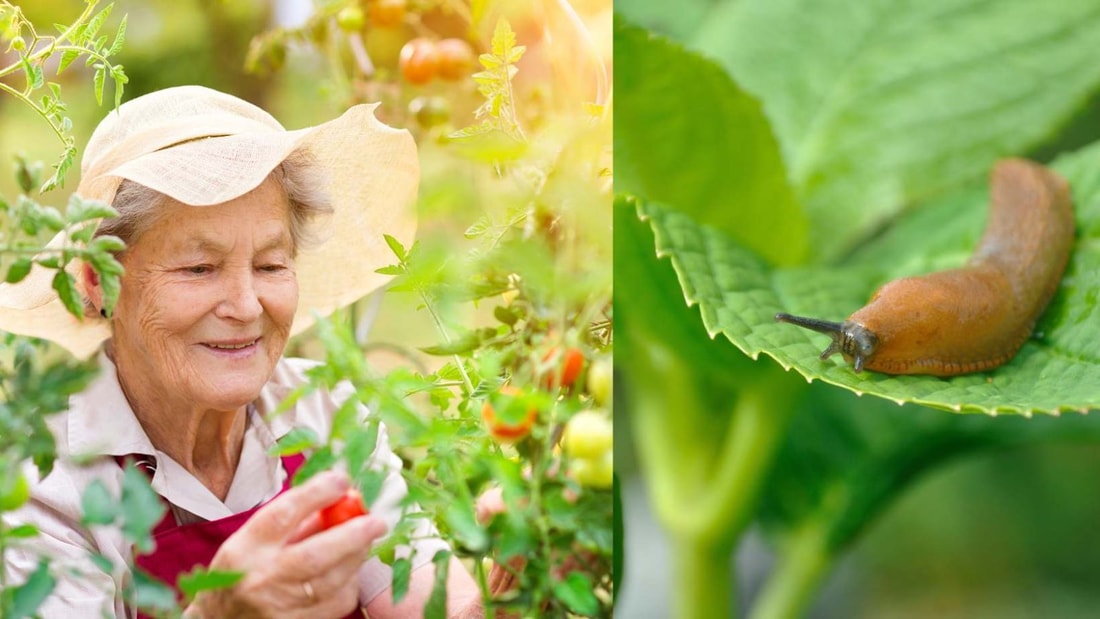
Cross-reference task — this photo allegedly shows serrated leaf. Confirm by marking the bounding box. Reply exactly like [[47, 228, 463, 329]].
[[464, 214, 493, 238], [635, 138, 1100, 415], [85, 4, 112, 40], [93, 66, 105, 105], [67, 195, 118, 223], [383, 233, 406, 261], [57, 49, 80, 74], [694, 0, 1100, 260], [614, 18, 808, 267], [51, 271, 83, 318], [108, 14, 127, 55]]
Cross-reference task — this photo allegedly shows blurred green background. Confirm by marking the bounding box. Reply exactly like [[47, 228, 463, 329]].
[[613, 0, 1100, 617]]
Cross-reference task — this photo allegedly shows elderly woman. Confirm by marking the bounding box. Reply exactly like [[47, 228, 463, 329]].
[[0, 86, 484, 617]]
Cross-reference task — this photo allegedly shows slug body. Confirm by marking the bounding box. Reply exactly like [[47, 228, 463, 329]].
[[777, 158, 1074, 377]]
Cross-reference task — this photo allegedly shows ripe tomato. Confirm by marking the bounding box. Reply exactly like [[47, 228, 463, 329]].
[[336, 6, 366, 32], [319, 489, 368, 529], [563, 410, 612, 459], [435, 38, 475, 81], [0, 472, 29, 512], [399, 37, 439, 85], [482, 386, 538, 443], [368, 0, 406, 29], [543, 346, 585, 389]]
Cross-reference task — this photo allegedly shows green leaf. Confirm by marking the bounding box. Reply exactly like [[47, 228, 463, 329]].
[[383, 233, 407, 262], [390, 557, 411, 604], [108, 14, 127, 55], [552, 571, 600, 616], [93, 65, 105, 105], [80, 479, 117, 526], [269, 427, 320, 455], [57, 48, 80, 74], [5, 258, 32, 284], [423, 550, 450, 619], [419, 328, 495, 356], [10, 559, 55, 619], [614, 17, 808, 268], [51, 271, 83, 318], [128, 569, 177, 612], [374, 265, 404, 276], [443, 502, 489, 553], [67, 195, 117, 224], [120, 465, 167, 553], [635, 138, 1100, 414], [177, 568, 244, 599], [6, 524, 38, 538], [695, 0, 1100, 260]]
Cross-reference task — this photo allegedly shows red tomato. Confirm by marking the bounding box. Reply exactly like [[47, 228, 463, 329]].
[[543, 346, 585, 389], [399, 38, 439, 85], [320, 489, 368, 529], [435, 38, 475, 81]]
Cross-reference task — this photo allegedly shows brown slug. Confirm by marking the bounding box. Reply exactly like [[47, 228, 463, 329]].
[[776, 158, 1075, 377]]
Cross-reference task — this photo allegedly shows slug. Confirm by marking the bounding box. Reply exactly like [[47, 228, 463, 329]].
[[776, 158, 1074, 377]]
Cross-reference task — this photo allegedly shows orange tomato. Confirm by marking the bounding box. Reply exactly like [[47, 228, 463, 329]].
[[543, 346, 585, 389], [319, 489, 368, 529], [398, 37, 438, 85], [368, 0, 406, 29], [482, 386, 537, 443]]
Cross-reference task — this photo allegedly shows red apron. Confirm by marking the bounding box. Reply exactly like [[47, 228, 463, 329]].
[[117, 453, 363, 619]]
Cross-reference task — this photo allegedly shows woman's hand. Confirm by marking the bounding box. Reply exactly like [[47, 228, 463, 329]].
[[184, 470, 386, 619]]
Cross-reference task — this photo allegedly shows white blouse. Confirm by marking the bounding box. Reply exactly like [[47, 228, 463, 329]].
[[2, 352, 447, 618]]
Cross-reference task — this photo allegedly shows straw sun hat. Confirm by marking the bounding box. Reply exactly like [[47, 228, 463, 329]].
[[0, 85, 418, 359]]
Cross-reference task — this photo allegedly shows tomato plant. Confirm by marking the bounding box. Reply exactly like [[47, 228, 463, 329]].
[[320, 489, 369, 529]]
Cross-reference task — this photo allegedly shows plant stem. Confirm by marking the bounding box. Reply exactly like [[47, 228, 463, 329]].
[[673, 536, 735, 619], [747, 523, 830, 619]]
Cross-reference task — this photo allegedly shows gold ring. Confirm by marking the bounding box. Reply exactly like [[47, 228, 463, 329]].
[[302, 580, 316, 603]]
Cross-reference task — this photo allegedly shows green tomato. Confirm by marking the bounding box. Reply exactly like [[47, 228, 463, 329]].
[[586, 357, 612, 406], [563, 410, 613, 459], [336, 5, 366, 32], [0, 472, 30, 512], [570, 451, 613, 489]]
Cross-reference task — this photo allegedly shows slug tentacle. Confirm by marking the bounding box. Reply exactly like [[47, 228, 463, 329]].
[[775, 313, 879, 373]]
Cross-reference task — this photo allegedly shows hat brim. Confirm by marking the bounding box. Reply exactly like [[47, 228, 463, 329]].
[[0, 103, 417, 359]]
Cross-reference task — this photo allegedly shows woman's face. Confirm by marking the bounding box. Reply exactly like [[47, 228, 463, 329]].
[[107, 177, 298, 411]]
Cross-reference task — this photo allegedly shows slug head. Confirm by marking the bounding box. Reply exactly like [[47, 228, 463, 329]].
[[775, 313, 879, 372]]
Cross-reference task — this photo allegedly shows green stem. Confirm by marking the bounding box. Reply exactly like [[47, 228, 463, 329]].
[[747, 523, 831, 619], [673, 537, 735, 619], [627, 335, 799, 619]]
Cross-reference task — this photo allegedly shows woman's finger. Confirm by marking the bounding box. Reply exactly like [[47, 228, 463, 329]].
[[280, 514, 387, 576], [243, 470, 350, 543]]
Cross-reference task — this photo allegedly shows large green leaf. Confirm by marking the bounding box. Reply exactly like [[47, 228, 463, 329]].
[[634, 141, 1100, 415], [614, 17, 809, 267], [695, 0, 1100, 260]]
